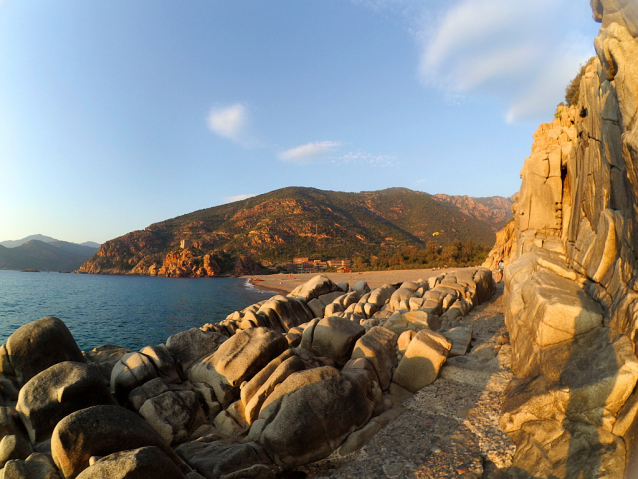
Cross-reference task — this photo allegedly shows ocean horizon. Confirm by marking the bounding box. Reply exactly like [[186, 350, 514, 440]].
[[0, 270, 274, 352]]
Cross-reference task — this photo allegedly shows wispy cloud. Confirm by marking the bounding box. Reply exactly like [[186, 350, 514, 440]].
[[334, 151, 399, 167], [224, 194, 256, 203], [207, 103, 254, 146], [279, 141, 342, 164], [417, 0, 593, 121], [355, 0, 595, 122]]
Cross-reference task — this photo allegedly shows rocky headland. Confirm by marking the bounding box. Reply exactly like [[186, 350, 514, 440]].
[[0, 268, 497, 478]]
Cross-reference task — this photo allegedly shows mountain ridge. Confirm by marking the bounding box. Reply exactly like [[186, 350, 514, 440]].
[[0, 240, 99, 272], [79, 187, 513, 277]]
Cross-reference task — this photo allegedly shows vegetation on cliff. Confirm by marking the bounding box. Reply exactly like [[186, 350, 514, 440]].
[[79, 187, 512, 276]]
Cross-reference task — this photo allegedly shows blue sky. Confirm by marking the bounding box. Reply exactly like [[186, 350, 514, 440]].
[[0, 0, 599, 244]]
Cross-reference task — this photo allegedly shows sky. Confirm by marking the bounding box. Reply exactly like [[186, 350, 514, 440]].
[[0, 0, 600, 244]]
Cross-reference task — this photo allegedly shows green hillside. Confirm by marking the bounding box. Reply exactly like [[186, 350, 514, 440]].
[[79, 187, 512, 276]]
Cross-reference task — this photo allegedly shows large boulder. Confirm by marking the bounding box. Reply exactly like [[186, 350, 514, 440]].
[[140, 345, 180, 384], [16, 361, 115, 443], [306, 317, 365, 367], [176, 437, 276, 479], [256, 297, 313, 332], [110, 353, 158, 405], [0, 453, 61, 479], [244, 355, 306, 424], [288, 275, 339, 302], [209, 328, 288, 388], [6, 317, 85, 386], [250, 367, 378, 469], [165, 328, 227, 373], [75, 447, 188, 479], [51, 405, 187, 479], [83, 345, 131, 383], [351, 326, 397, 390], [367, 284, 396, 308], [0, 434, 32, 469], [388, 288, 416, 311], [138, 390, 207, 445], [239, 350, 294, 409], [392, 330, 452, 392]]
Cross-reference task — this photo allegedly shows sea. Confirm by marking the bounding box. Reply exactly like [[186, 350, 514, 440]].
[[0, 270, 274, 352]]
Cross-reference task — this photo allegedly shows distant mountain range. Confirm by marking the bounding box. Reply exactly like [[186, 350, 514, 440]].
[[0, 235, 100, 272], [78, 187, 513, 277]]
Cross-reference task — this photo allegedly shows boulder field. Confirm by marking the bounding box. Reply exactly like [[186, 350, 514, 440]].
[[0, 270, 495, 478]]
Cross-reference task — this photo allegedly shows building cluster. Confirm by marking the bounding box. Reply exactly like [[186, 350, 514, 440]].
[[275, 257, 352, 273]]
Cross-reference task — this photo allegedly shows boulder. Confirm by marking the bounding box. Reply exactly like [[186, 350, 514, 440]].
[[239, 350, 294, 409], [210, 328, 288, 387], [397, 330, 416, 355], [75, 447, 188, 479], [6, 317, 85, 386], [0, 434, 32, 469], [443, 326, 473, 357], [1, 453, 61, 479], [187, 363, 237, 410], [83, 345, 131, 383], [353, 280, 370, 297], [176, 437, 276, 479], [139, 390, 207, 445], [140, 345, 180, 384], [0, 408, 28, 440], [16, 361, 116, 443], [110, 353, 158, 405], [367, 284, 395, 308], [244, 355, 306, 424], [306, 299, 325, 319], [51, 405, 186, 479], [165, 328, 227, 373], [323, 303, 343, 317], [337, 281, 349, 292], [288, 275, 339, 302], [307, 317, 365, 367], [351, 327, 398, 390], [392, 330, 452, 392], [251, 367, 378, 468], [388, 288, 416, 312], [256, 296, 313, 332]]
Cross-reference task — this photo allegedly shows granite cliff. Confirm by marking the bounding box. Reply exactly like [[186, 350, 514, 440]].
[[79, 187, 512, 277], [486, 1, 638, 476]]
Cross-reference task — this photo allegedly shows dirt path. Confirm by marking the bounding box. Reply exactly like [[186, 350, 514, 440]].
[[296, 282, 514, 478]]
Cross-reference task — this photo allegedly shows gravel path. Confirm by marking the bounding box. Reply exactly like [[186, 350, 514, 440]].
[[295, 282, 514, 478]]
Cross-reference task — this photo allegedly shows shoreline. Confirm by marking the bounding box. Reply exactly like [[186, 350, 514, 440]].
[[242, 267, 475, 296]]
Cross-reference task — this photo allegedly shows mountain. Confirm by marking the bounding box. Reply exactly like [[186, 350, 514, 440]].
[[0, 234, 59, 248], [79, 187, 513, 277], [433, 194, 514, 226], [0, 240, 98, 272], [80, 241, 101, 249]]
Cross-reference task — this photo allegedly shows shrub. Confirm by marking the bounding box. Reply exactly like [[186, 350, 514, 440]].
[[565, 57, 596, 106]]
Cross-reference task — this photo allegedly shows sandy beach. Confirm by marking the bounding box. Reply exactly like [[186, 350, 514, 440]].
[[243, 267, 485, 295]]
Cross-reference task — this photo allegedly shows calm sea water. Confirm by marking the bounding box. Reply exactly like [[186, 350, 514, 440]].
[[0, 270, 274, 351]]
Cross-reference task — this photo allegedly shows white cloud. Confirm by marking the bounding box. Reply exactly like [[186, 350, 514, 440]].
[[416, 0, 594, 121], [224, 194, 256, 203], [207, 104, 249, 144], [355, 0, 596, 122], [279, 141, 342, 164]]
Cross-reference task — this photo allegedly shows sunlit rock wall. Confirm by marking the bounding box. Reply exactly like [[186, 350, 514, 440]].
[[500, 1, 638, 477]]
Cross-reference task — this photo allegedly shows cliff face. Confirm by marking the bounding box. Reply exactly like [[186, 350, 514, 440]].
[[498, 1, 638, 477], [78, 188, 510, 277]]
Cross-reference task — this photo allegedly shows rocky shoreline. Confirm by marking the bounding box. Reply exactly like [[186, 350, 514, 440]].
[[0, 269, 496, 478]]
